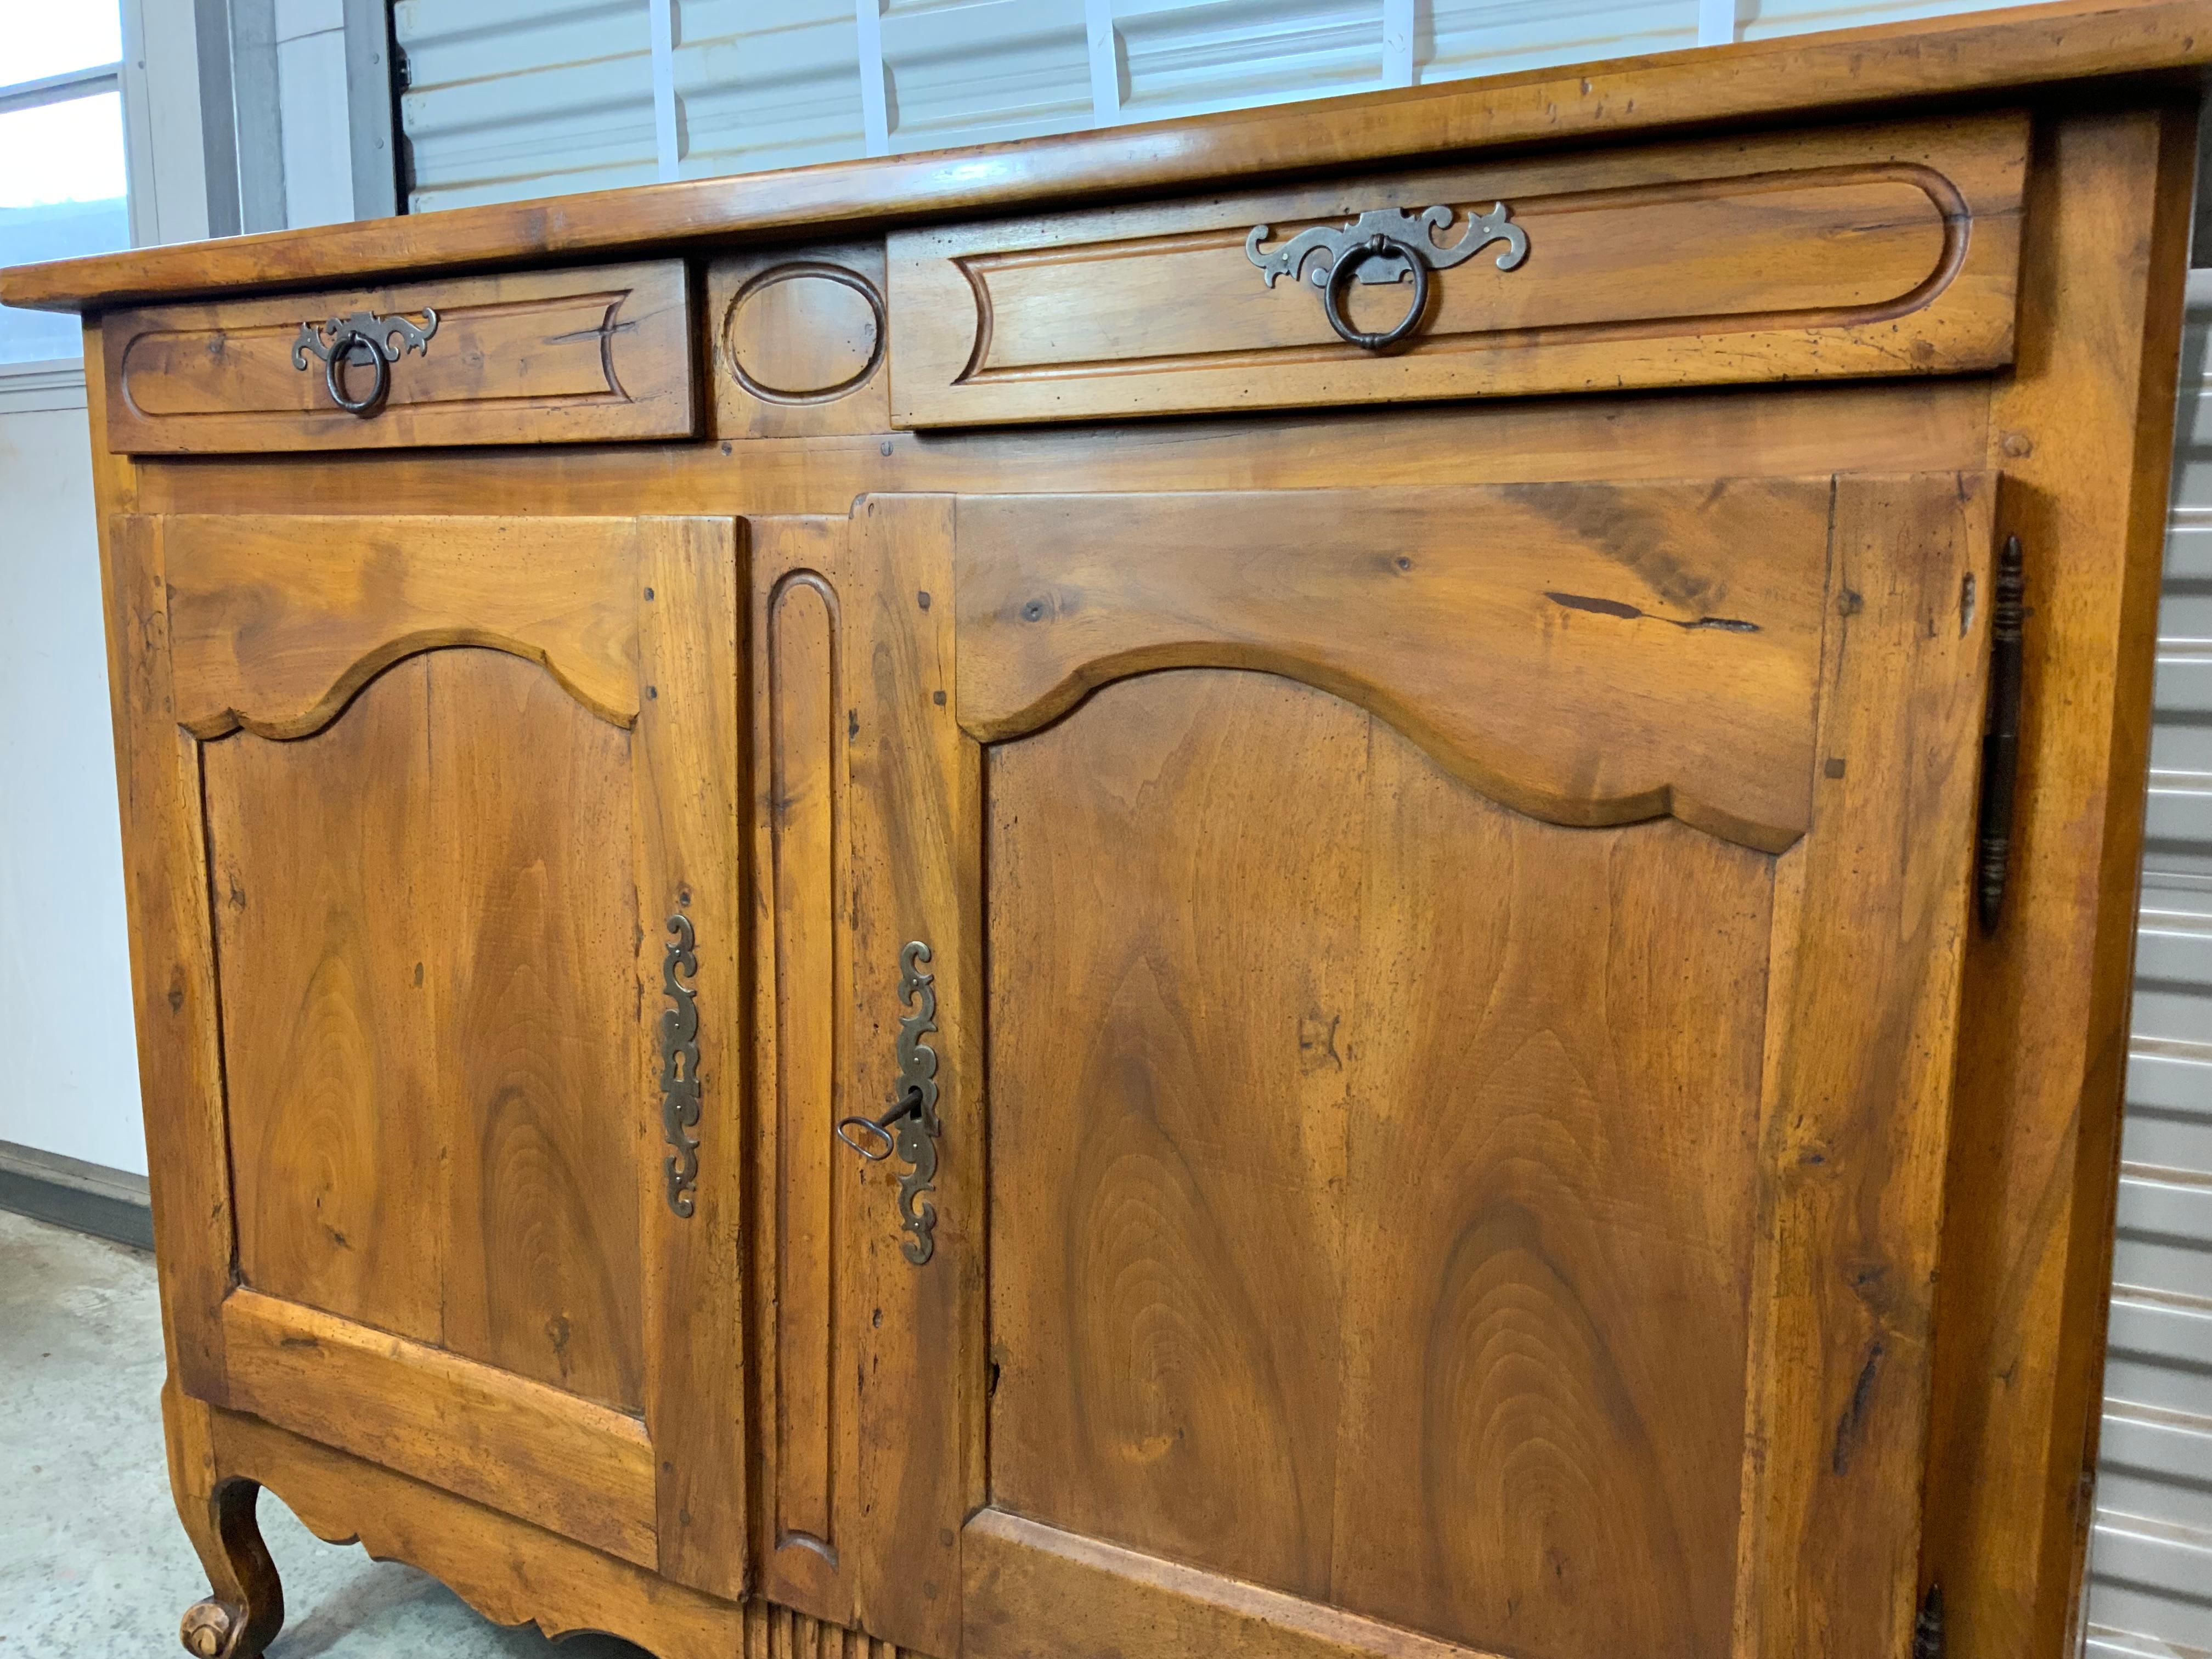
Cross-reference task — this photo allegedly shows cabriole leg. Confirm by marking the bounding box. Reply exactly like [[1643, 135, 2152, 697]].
[[165, 1385, 284, 1658]]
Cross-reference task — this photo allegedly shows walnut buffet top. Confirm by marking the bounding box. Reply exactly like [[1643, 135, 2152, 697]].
[[4, 0, 2211, 316]]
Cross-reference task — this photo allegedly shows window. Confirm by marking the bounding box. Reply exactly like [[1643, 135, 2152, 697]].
[[0, 7, 130, 364]]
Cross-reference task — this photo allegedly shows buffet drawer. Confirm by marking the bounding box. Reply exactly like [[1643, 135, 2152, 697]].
[[101, 260, 695, 454], [886, 112, 2025, 428]]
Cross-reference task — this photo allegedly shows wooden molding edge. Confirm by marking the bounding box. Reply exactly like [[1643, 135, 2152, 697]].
[[204, 1405, 909, 1659], [208, 1403, 746, 1659], [219, 1289, 660, 1570]]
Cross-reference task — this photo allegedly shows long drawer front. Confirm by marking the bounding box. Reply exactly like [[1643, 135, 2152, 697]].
[[101, 260, 695, 454], [887, 111, 2026, 427]]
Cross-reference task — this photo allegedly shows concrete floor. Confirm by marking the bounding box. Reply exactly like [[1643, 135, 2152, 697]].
[[0, 1209, 654, 1658]]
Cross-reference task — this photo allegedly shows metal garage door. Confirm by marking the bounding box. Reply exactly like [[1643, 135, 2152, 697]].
[[2084, 268, 2212, 1659]]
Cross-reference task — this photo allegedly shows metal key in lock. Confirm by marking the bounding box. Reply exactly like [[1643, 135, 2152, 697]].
[[834, 940, 941, 1265]]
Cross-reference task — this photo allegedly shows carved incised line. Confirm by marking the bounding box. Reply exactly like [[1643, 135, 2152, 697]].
[[534, 295, 641, 403], [171, 627, 643, 743], [952, 161, 1977, 384], [661, 910, 702, 1218], [135, 292, 633, 423], [726, 263, 887, 403], [836, 940, 941, 1265]]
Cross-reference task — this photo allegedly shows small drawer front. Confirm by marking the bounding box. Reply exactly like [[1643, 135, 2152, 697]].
[[888, 113, 2025, 428], [103, 261, 695, 454]]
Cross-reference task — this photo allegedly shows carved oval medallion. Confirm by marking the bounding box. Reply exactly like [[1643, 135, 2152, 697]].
[[725, 264, 885, 403]]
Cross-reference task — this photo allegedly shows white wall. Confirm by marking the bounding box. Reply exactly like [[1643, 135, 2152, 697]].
[[0, 383, 142, 1175], [0, 0, 205, 1178], [0, 0, 358, 1176]]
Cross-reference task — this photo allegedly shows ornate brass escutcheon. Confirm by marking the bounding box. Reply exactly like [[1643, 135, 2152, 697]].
[[290, 307, 439, 416], [836, 939, 941, 1265], [1245, 203, 1528, 350], [660, 911, 702, 1218]]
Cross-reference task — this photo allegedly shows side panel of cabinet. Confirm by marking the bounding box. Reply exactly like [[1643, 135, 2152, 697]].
[[112, 513, 748, 1600]]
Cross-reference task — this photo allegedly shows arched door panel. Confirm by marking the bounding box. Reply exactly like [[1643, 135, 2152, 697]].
[[751, 477, 1996, 1659], [119, 512, 747, 1600]]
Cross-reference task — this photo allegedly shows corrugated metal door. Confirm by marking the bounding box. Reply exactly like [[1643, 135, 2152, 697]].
[[393, 1, 658, 213], [384, 4, 2212, 1652], [386, 2, 2115, 201], [393, 0, 1701, 206], [2084, 270, 2212, 1659]]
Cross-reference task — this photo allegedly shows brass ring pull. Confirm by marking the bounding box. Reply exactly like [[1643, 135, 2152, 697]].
[[1322, 235, 1430, 351], [291, 308, 439, 420]]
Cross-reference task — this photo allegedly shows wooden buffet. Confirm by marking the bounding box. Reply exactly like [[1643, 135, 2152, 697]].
[[5, 3, 2207, 1655]]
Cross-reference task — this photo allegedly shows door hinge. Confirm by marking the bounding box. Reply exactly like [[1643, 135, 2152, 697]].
[[1976, 534, 2027, 933], [1913, 1583, 1945, 1659]]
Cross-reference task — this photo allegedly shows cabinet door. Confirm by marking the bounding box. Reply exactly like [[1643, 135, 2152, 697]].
[[114, 513, 746, 1599], [753, 476, 1998, 1659]]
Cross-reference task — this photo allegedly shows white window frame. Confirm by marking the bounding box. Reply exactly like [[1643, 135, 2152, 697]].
[[1, 0, 216, 407], [0, 53, 121, 405]]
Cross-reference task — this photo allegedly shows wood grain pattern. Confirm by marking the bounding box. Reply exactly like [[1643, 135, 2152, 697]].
[[200, 641, 646, 1413], [103, 514, 238, 1404], [749, 516, 887, 1632], [711, 244, 890, 440], [162, 514, 644, 740], [219, 1288, 659, 1568], [964, 1510, 1503, 1659], [891, 115, 2023, 425], [100, 262, 695, 454], [131, 377, 1994, 524], [432, 648, 644, 1413], [203, 654, 442, 1348], [764, 554, 847, 1579], [955, 483, 1832, 853], [838, 496, 981, 1658], [1921, 105, 2202, 1659], [1733, 473, 1994, 1658], [738, 500, 982, 1654], [984, 667, 1770, 1657], [797, 475, 1999, 1659], [756, 512, 976, 1645], [5, 0, 2208, 313], [155, 510, 750, 1604], [633, 515, 750, 1601]]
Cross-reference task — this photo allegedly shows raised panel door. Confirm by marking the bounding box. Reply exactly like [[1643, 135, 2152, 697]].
[[114, 512, 748, 1600], [752, 476, 1999, 1659]]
